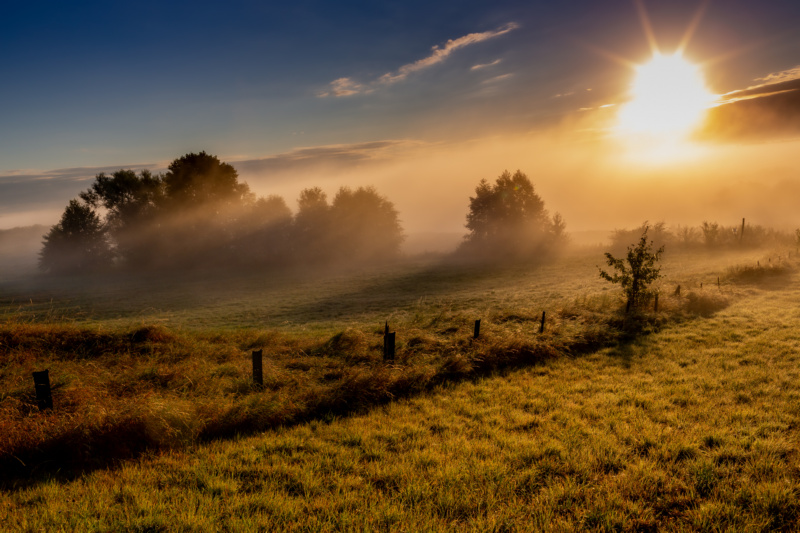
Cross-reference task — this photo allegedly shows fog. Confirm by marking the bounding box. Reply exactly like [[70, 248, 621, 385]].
[[4, 108, 800, 270], [232, 127, 800, 240]]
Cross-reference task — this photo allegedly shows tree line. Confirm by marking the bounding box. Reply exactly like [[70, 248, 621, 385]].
[[40, 152, 404, 273], [608, 220, 794, 253], [40, 152, 567, 273]]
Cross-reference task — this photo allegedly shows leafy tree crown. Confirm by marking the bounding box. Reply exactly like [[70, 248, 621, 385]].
[[599, 224, 664, 308]]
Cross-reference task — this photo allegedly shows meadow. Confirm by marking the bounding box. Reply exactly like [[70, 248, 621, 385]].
[[1, 245, 799, 531]]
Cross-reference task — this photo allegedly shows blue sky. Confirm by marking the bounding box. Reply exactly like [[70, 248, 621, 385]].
[[3, 0, 800, 231]]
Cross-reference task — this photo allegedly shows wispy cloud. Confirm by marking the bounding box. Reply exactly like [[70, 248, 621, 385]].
[[481, 73, 514, 84], [755, 66, 800, 86], [233, 140, 423, 176], [322, 77, 367, 97], [0, 163, 161, 214], [318, 23, 519, 98], [0, 142, 427, 220], [471, 59, 502, 71], [696, 67, 800, 142], [718, 66, 800, 105]]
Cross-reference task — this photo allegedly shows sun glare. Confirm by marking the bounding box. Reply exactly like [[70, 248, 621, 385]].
[[617, 53, 714, 139]]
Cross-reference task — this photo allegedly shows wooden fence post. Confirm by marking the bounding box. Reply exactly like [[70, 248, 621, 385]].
[[654, 293, 659, 313], [32, 370, 53, 411], [252, 349, 263, 386], [539, 311, 546, 334], [473, 319, 481, 339], [383, 332, 396, 361], [740, 218, 745, 243]]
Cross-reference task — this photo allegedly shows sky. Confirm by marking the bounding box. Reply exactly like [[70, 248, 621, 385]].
[[3, 0, 800, 235]]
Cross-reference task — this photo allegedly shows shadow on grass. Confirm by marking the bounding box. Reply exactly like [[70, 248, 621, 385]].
[[287, 256, 547, 322]]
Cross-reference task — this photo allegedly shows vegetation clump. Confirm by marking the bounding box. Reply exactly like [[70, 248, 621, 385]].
[[599, 224, 664, 309], [725, 259, 793, 285]]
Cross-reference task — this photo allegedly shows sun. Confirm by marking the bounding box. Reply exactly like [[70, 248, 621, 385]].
[[616, 52, 714, 139]]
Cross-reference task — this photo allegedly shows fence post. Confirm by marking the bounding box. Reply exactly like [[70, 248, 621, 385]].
[[252, 349, 263, 386], [32, 370, 53, 411], [473, 319, 481, 339], [383, 332, 396, 361], [539, 311, 546, 334], [654, 293, 659, 313], [740, 218, 745, 243]]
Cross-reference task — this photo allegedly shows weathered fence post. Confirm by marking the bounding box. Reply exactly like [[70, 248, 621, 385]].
[[717, 276, 720, 288], [32, 370, 53, 411], [740, 218, 745, 243], [252, 349, 263, 386], [383, 330, 396, 361], [473, 319, 481, 339], [539, 311, 546, 334], [654, 293, 659, 313]]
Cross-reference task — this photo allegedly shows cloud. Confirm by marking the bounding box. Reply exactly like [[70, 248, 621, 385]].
[[481, 73, 514, 85], [318, 23, 519, 97], [0, 163, 160, 206], [471, 59, 502, 71], [233, 140, 423, 177], [0, 142, 428, 228], [695, 67, 800, 142], [755, 66, 800, 86], [316, 77, 368, 98]]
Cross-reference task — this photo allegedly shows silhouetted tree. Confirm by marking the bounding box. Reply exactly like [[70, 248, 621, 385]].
[[329, 186, 404, 262], [41, 151, 408, 272], [80, 169, 164, 266], [599, 225, 664, 309], [39, 200, 111, 273], [235, 195, 294, 266], [292, 187, 332, 263], [462, 170, 565, 257], [158, 152, 256, 266], [163, 152, 252, 208]]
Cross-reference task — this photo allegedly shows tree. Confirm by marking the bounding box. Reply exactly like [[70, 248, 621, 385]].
[[462, 169, 565, 257], [292, 187, 332, 263], [39, 199, 111, 273], [701, 221, 719, 248], [235, 195, 293, 266], [163, 151, 252, 209], [79, 169, 164, 265], [599, 225, 664, 309], [329, 186, 404, 262]]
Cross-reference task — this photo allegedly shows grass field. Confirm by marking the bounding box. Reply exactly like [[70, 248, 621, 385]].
[[2, 245, 799, 531]]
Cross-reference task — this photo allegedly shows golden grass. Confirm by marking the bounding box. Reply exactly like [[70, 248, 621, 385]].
[[1, 248, 766, 482], [1, 246, 797, 530]]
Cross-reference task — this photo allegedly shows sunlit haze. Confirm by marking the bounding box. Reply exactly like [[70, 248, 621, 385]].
[[2, 0, 800, 241], [617, 53, 715, 138]]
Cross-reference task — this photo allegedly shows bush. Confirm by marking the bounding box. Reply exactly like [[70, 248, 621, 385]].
[[599, 224, 664, 309]]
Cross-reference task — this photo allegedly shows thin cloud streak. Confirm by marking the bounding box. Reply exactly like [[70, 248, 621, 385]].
[[233, 140, 423, 175], [318, 23, 519, 97], [471, 59, 502, 71], [0, 142, 425, 222], [755, 65, 800, 85]]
